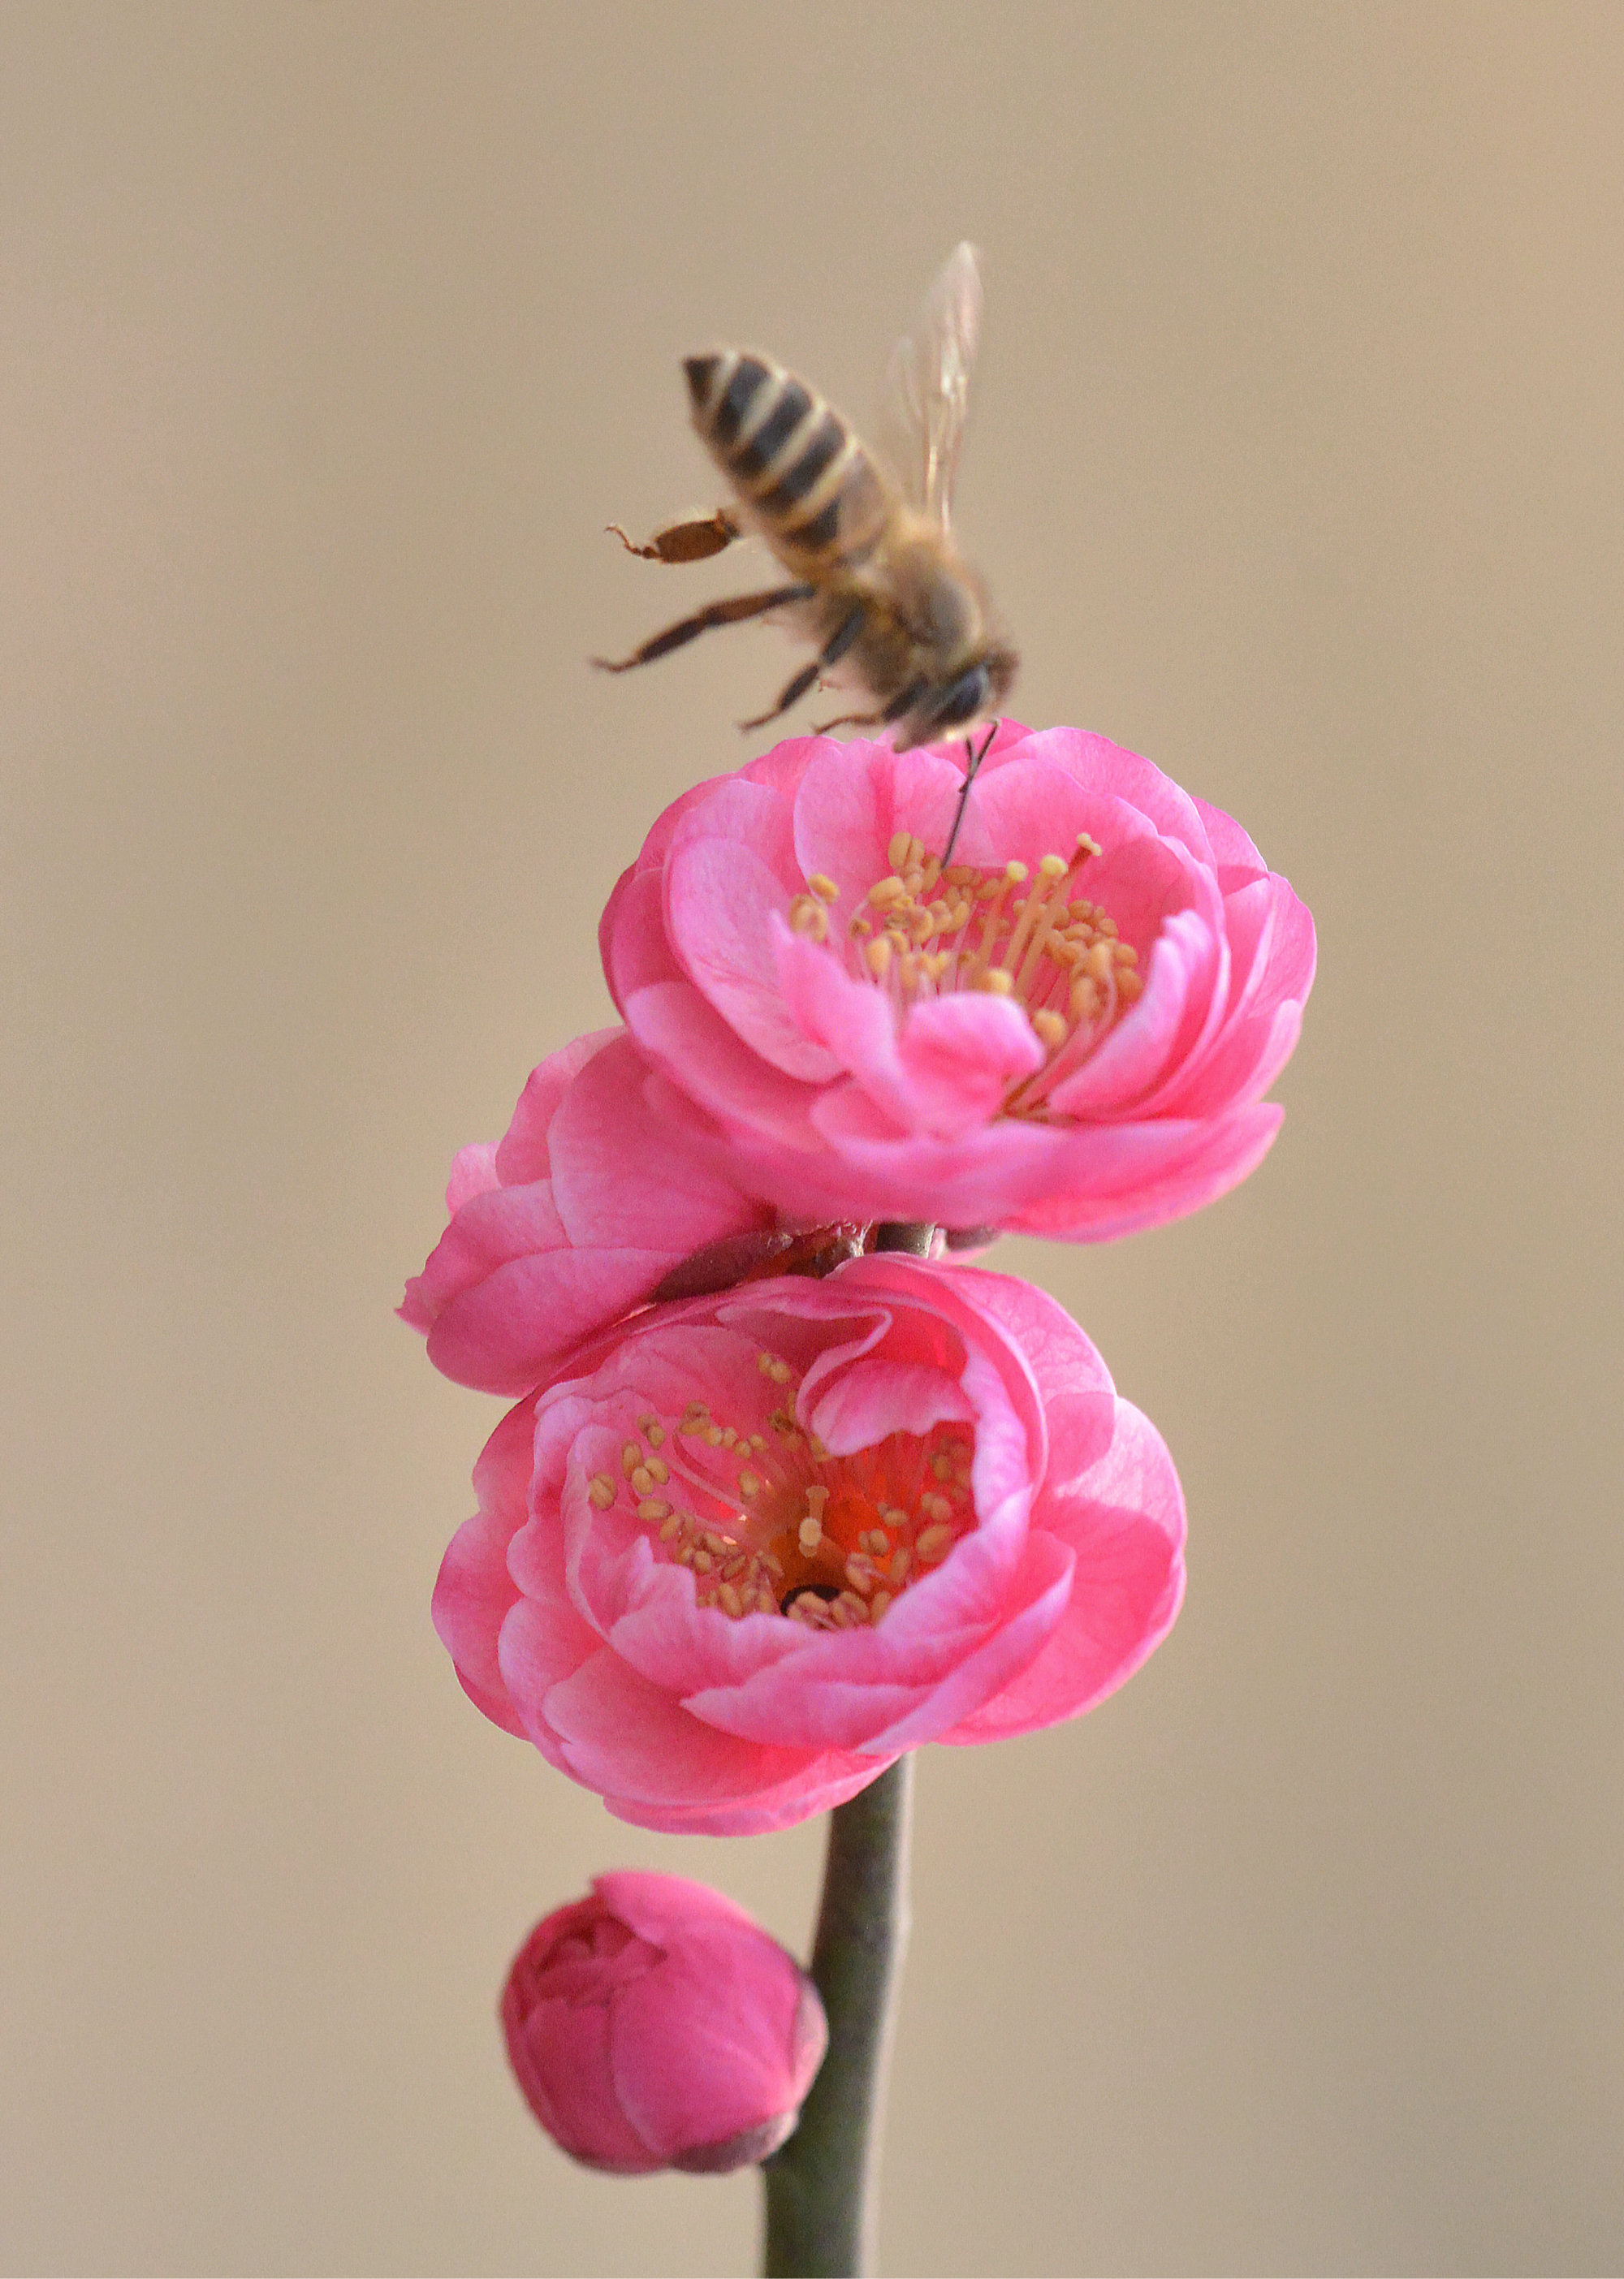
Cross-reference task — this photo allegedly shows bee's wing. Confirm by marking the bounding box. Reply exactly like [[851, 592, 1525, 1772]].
[[879, 242, 983, 530]]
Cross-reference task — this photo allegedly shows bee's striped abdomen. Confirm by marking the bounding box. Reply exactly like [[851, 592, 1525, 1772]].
[[684, 351, 890, 572]]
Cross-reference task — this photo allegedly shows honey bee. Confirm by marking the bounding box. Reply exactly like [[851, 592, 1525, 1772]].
[[594, 244, 1017, 760]]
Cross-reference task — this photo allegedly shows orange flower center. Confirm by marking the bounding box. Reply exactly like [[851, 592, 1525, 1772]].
[[585, 1345, 975, 1628]]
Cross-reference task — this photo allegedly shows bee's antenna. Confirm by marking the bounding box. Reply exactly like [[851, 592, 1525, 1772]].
[[940, 723, 997, 867]]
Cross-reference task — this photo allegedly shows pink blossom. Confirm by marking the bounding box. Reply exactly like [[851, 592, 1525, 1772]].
[[434, 1255, 1184, 1835], [400, 1029, 777, 1396], [501, 1871, 827, 2173], [598, 724, 1315, 1239]]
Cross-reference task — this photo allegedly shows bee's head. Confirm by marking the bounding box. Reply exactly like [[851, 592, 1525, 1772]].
[[980, 641, 1019, 714], [915, 643, 1021, 741]]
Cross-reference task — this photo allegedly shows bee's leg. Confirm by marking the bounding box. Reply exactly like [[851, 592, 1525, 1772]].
[[593, 581, 815, 672], [605, 509, 741, 564], [809, 675, 926, 738], [809, 706, 883, 732], [940, 723, 999, 867], [738, 607, 865, 733]]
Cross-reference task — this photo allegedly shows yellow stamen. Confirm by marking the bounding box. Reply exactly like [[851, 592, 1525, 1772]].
[[789, 893, 828, 941]]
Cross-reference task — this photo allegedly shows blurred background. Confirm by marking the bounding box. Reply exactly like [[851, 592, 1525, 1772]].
[[2, 4, 1620, 2272]]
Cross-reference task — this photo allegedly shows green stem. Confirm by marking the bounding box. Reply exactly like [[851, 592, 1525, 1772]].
[[761, 1757, 915, 2277]]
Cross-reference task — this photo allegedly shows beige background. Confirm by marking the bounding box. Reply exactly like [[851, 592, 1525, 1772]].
[[2, 3, 1620, 2273]]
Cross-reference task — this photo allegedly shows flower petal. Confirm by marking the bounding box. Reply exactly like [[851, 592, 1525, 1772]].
[[942, 1401, 1186, 1742]]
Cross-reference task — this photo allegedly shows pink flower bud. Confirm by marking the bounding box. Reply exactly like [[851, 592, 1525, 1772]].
[[499, 1871, 827, 2175]]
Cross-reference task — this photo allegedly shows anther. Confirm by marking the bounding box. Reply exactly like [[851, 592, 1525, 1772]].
[[808, 872, 840, 902], [790, 895, 829, 941], [588, 1474, 615, 1510], [916, 1523, 953, 1564], [638, 1498, 672, 1522]]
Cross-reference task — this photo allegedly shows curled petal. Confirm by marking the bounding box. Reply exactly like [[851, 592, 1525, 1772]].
[[400, 1030, 771, 1395]]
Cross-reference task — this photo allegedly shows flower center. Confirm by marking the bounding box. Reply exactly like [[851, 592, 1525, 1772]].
[[585, 1346, 975, 1628], [788, 829, 1144, 1116]]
